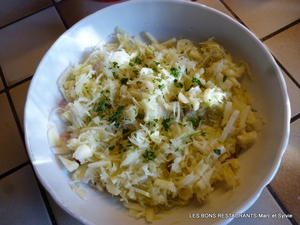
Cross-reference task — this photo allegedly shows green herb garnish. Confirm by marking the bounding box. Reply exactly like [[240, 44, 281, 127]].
[[109, 105, 124, 123], [121, 78, 129, 85], [142, 150, 155, 161], [93, 99, 111, 113], [137, 113, 144, 119], [134, 57, 142, 64], [158, 84, 165, 90], [187, 116, 201, 129], [112, 61, 119, 68], [213, 149, 221, 155], [113, 72, 119, 79], [192, 77, 205, 88], [162, 118, 173, 131], [108, 146, 115, 151], [170, 67, 180, 78]]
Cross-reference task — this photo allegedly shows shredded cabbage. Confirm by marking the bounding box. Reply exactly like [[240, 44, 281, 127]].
[[49, 28, 263, 222]]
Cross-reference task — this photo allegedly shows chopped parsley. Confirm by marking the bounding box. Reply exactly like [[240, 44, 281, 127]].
[[213, 149, 221, 155], [121, 78, 129, 85], [134, 57, 142, 64], [170, 67, 180, 78], [137, 113, 145, 119], [113, 72, 119, 79], [192, 77, 205, 88], [142, 150, 155, 161], [129, 57, 142, 67], [158, 84, 165, 90], [109, 106, 124, 124], [151, 67, 158, 72], [108, 146, 115, 151], [112, 61, 119, 68], [162, 117, 173, 131], [133, 69, 139, 75], [100, 90, 110, 99], [146, 120, 156, 127], [93, 99, 111, 113], [173, 79, 183, 88], [187, 116, 201, 129], [174, 82, 183, 88]]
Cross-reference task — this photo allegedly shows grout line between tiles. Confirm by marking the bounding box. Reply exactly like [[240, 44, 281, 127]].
[[219, 0, 248, 28], [266, 185, 298, 225], [6, 90, 25, 143], [0, 4, 54, 30], [0, 65, 58, 224], [51, 0, 70, 30], [291, 113, 300, 124], [0, 161, 30, 180], [274, 57, 300, 90], [29, 163, 58, 225], [260, 19, 300, 42], [0, 76, 33, 95]]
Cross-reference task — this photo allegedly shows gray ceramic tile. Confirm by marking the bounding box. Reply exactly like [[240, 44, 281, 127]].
[[0, 0, 52, 27], [229, 188, 292, 225], [0, 77, 4, 91], [270, 119, 300, 223], [0, 165, 52, 225], [0, 7, 66, 86], [47, 193, 84, 225], [264, 23, 300, 86], [282, 71, 300, 119], [223, 0, 300, 39], [192, 0, 235, 19], [0, 93, 28, 175], [57, 0, 128, 28], [10, 81, 31, 130]]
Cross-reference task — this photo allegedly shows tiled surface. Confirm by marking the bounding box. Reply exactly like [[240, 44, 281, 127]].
[[0, 0, 52, 27], [0, 77, 4, 91], [47, 193, 85, 225], [56, 0, 128, 28], [194, 0, 235, 19], [264, 23, 300, 85], [0, 0, 299, 225], [270, 120, 300, 223], [230, 188, 292, 225], [0, 93, 28, 175], [0, 165, 52, 225], [0, 7, 66, 85], [222, 0, 300, 39], [10, 81, 31, 130], [282, 71, 300, 118]]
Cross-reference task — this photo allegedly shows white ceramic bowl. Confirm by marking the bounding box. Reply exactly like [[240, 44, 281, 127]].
[[24, 0, 290, 224]]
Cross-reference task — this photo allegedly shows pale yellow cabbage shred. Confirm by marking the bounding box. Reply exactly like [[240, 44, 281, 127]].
[[55, 29, 262, 222]]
